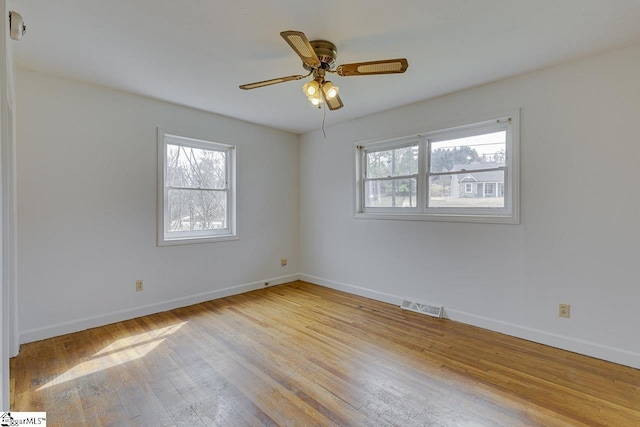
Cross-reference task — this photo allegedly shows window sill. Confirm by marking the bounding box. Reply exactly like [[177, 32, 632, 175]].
[[158, 235, 239, 247], [353, 212, 519, 225]]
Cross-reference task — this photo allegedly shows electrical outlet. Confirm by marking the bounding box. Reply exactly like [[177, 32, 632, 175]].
[[559, 303, 570, 318], [136, 280, 144, 292], [281, 258, 287, 266]]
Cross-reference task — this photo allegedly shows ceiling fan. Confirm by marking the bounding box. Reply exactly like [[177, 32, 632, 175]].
[[239, 30, 409, 111]]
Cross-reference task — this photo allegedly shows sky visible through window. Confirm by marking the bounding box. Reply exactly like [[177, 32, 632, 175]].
[[431, 131, 506, 161]]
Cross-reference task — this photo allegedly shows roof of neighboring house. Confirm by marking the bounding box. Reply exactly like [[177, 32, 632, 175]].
[[453, 163, 504, 183]]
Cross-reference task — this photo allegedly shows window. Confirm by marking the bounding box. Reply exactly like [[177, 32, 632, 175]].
[[464, 183, 473, 193], [355, 114, 519, 224], [364, 143, 419, 208], [158, 129, 237, 245]]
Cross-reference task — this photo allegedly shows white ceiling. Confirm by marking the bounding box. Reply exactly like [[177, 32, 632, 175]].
[[8, 0, 640, 134]]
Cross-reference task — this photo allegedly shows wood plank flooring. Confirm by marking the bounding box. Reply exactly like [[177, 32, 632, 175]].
[[10, 281, 640, 426]]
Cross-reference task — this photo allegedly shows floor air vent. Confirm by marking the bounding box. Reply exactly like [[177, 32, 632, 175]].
[[401, 299, 443, 318]]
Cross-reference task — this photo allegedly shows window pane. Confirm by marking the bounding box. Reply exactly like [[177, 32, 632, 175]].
[[430, 131, 506, 173], [168, 189, 227, 231], [366, 145, 418, 178], [167, 144, 226, 189], [365, 178, 417, 207], [429, 170, 505, 208]]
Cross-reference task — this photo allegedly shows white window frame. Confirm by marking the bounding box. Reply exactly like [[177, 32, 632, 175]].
[[157, 128, 237, 246], [359, 139, 421, 212], [354, 112, 520, 224]]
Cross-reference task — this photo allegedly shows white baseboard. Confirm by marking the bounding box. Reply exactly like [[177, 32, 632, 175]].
[[445, 308, 640, 370], [301, 274, 640, 370], [299, 274, 403, 306], [19, 274, 300, 345]]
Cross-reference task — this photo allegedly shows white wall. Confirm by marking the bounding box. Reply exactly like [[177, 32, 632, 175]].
[[16, 69, 299, 342], [299, 44, 640, 369]]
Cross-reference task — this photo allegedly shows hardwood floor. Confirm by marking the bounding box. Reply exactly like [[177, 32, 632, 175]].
[[10, 281, 640, 426]]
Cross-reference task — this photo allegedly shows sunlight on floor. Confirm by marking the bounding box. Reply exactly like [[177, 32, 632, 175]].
[[37, 322, 186, 391]]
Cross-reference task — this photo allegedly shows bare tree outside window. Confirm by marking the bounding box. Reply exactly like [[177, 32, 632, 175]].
[[158, 129, 236, 245], [166, 144, 227, 231]]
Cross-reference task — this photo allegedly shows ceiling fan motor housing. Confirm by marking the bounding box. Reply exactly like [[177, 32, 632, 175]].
[[305, 40, 337, 70]]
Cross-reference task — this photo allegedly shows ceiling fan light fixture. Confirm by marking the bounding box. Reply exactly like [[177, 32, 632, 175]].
[[308, 93, 323, 107], [322, 81, 339, 100], [303, 80, 320, 97]]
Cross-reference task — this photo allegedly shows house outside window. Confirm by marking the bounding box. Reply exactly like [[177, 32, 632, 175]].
[[355, 112, 519, 224], [157, 129, 237, 245]]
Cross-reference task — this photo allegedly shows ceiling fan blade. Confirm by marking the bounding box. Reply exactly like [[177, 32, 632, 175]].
[[239, 74, 305, 90], [280, 30, 321, 67], [325, 93, 344, 111], [336, 58, 409, 76]]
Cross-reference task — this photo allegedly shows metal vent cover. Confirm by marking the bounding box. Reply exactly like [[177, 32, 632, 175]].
[[401, 299, 443, 318]]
